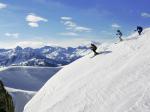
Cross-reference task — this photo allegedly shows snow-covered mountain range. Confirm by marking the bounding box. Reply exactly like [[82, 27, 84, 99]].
[[24, 28, 150, 112], [0, 45, 94, 67]]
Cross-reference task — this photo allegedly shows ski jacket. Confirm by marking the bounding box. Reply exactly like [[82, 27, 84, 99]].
[[90, 44, 97, 50], [137, 26, 143, 32], [116, 31, 122, 36]]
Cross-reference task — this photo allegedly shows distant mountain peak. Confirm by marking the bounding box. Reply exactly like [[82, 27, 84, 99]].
[[15, 46, 23, 51]]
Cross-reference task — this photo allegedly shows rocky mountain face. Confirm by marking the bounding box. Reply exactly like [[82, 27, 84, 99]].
[[0, 80, 14, 112]]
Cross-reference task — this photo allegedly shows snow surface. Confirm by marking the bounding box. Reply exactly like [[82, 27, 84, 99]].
[[24, 28, 150, 112], [6, 87, 36, 112], [0, 66, 61, 112]]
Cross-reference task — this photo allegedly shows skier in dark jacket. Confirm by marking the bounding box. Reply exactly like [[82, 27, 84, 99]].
[[135, 26, 143, 35], [90, 43, 98, 55], [116, 30, 123, 41]]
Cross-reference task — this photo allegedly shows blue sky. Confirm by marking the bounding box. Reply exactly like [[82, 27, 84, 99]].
[[0, 0, 149, 48]]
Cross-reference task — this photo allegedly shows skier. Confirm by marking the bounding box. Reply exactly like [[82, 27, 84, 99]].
[[116, 30, 123, 41], [90, 43, 99, 55], [135, 26, 143, 35]]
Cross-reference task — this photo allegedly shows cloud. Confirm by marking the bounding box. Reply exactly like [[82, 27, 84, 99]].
[[51, 38, 92, 47], [61, 16, 72, 20], [61, 16, 92, 33], [60, 32, 78, 36], [0, 3, 7, 9], [5, 33, 19, 39], [0, 41, 40, 48], [75, 26, 92, 32], [111, 23, 121, 28], [0, 40, 44, 48], [28, 22, 39, 28], [64, 21, 77, 28], [0, 38, 93, 48], [17, 41, 44, 48], [141, 12, 150, 18], [26, 13, 48, 22], [26, 13, 48, 27]]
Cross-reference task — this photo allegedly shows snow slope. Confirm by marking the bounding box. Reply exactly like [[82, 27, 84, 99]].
[[6, 87, 36, 112], [24, 28, 150, 112]]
